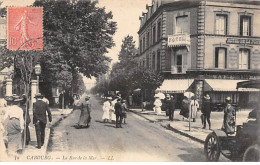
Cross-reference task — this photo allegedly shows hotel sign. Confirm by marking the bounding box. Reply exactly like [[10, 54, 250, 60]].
[[226, 38, 260, 45], [168, 34, 190, 47]]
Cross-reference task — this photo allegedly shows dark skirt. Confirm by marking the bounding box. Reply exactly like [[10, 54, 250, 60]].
[[78, 109, 91, 126], [7, 119, 22, 153]]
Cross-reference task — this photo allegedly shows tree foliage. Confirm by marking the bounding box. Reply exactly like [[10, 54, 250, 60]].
[[94, 35, 164, 100], [34, 0, 117, 78], [0, 0, 117, 101]]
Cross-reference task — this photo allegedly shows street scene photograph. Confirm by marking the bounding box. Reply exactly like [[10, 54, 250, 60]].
[[0, 0, 260, 162]]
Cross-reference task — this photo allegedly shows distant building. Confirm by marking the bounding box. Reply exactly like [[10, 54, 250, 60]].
[[137, 0, 260, 108]]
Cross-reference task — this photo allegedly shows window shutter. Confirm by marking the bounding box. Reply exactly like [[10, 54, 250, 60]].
[[215, 48, 219, 68]]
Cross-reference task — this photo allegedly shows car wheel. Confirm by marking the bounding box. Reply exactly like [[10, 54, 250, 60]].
[[243, 144, 260, 162], [204, 132, 221, 161]]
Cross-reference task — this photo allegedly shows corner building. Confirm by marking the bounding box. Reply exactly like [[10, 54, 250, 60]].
[[138, 0, 260, 108]]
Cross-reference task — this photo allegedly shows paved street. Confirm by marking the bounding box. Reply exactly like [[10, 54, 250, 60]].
[[46, 95, 216, 162]]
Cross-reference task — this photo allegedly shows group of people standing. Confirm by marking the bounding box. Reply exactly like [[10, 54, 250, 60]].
[[153, 94, 176, 121], [102, 97, 128, 128], [0, 93, 52, 157]]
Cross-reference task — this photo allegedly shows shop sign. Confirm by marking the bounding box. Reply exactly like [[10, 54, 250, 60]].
[[168, 34, 190, 47], [226, 38, 260, 45]]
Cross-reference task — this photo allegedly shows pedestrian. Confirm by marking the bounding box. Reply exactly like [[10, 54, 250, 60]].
[[222, 97, 235, 134], [154, 96, 162, 115], [4, 96, 24, 156], [114, 98, 123, 128], [75, 96, 91, 129], [189, 96, 199, 122], [0, 98, 8, 157], [20, 94, 31, 145], [166, 95, 175, 121], [121, 100, 128, 124], [0, 98, 7, 143], [180, 96, 190, 120], [202, 94, 211, 130], [33, 93, 52, 149], [102, 97, 112, 123], [110, 97, 117, 123]]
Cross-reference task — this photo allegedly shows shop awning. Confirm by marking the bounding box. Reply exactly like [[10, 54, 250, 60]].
[[156, 79, 194, 93], [204, 79, 260, 92]]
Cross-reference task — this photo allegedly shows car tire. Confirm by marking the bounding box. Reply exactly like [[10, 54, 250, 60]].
[[204, 132, 221, 161], [243, 144, 260, 162]]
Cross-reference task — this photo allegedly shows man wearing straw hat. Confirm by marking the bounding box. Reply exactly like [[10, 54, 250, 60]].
[[33, 93, 52, 149]]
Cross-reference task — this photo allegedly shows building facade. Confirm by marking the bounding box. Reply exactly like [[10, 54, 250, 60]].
[[138, 0, 260, 108]]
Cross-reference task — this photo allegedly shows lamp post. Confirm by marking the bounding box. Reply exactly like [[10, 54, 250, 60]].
[[35, 64, 41, 93]]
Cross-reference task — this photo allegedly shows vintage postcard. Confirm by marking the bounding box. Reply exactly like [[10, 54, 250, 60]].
[[0, 0, 260, 162]]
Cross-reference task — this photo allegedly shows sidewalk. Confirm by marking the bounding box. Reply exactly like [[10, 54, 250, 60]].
[[18, 108, 73, 160], [130, 108, 251, 143]]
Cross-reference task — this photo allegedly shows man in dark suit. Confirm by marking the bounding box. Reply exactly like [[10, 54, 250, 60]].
[[33, 93, 52, 149], [114, 98, 123, 128]]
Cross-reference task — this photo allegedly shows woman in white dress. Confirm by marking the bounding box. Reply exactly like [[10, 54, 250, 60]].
[[102, 97, 112, 123], [189, 96, 199, 122], [154, 97, 162, 115], [110, 98, 117, 123]]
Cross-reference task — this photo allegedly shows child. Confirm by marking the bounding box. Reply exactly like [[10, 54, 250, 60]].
[[121, 100, 128, 124]]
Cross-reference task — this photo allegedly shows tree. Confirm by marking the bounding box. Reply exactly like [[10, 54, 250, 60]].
[[0, 0, 117, 101], [34, 0, 117, 78], [118, 35, 138, 67], [107, 35, 138, 98]]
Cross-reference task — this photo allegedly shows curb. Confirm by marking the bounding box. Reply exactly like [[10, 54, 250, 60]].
[[167, 124, 205, 144], [45, 110, 74, 154], [130, 109, 205, 144], [129, 109, 156, 123]]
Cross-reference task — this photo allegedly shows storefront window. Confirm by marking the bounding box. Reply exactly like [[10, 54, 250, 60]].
[[239, 49, 250, 69]]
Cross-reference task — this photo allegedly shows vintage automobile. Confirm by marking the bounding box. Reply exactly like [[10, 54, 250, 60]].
[[204, 80, 260, 162]]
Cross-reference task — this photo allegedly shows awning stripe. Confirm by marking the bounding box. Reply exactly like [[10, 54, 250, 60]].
[[205, 79, 260, 92], [156, 79, 194, 93]]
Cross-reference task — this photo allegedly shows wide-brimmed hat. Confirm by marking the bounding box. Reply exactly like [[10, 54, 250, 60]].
[[204, 94, 210, 100], [5, 96, 15, 102], [225, 97, 231, 102], [122, 99, 126, 103], [106, 97, 112, 100], [34, 93, 44, 98]]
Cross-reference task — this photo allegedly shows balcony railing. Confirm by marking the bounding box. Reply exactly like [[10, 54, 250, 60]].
[[171, 65, 187, 74]]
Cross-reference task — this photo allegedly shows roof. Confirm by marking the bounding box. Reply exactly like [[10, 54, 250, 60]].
[[156, 79, 194, 93], [204, 79, 260, 92], [161, 0, 260, 5]]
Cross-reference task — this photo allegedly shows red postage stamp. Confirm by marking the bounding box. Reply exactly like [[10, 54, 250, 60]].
[[7, 7, 43, 51]]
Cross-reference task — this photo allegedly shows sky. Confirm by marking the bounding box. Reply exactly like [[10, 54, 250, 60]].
[[1, 0, 151, 89]]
